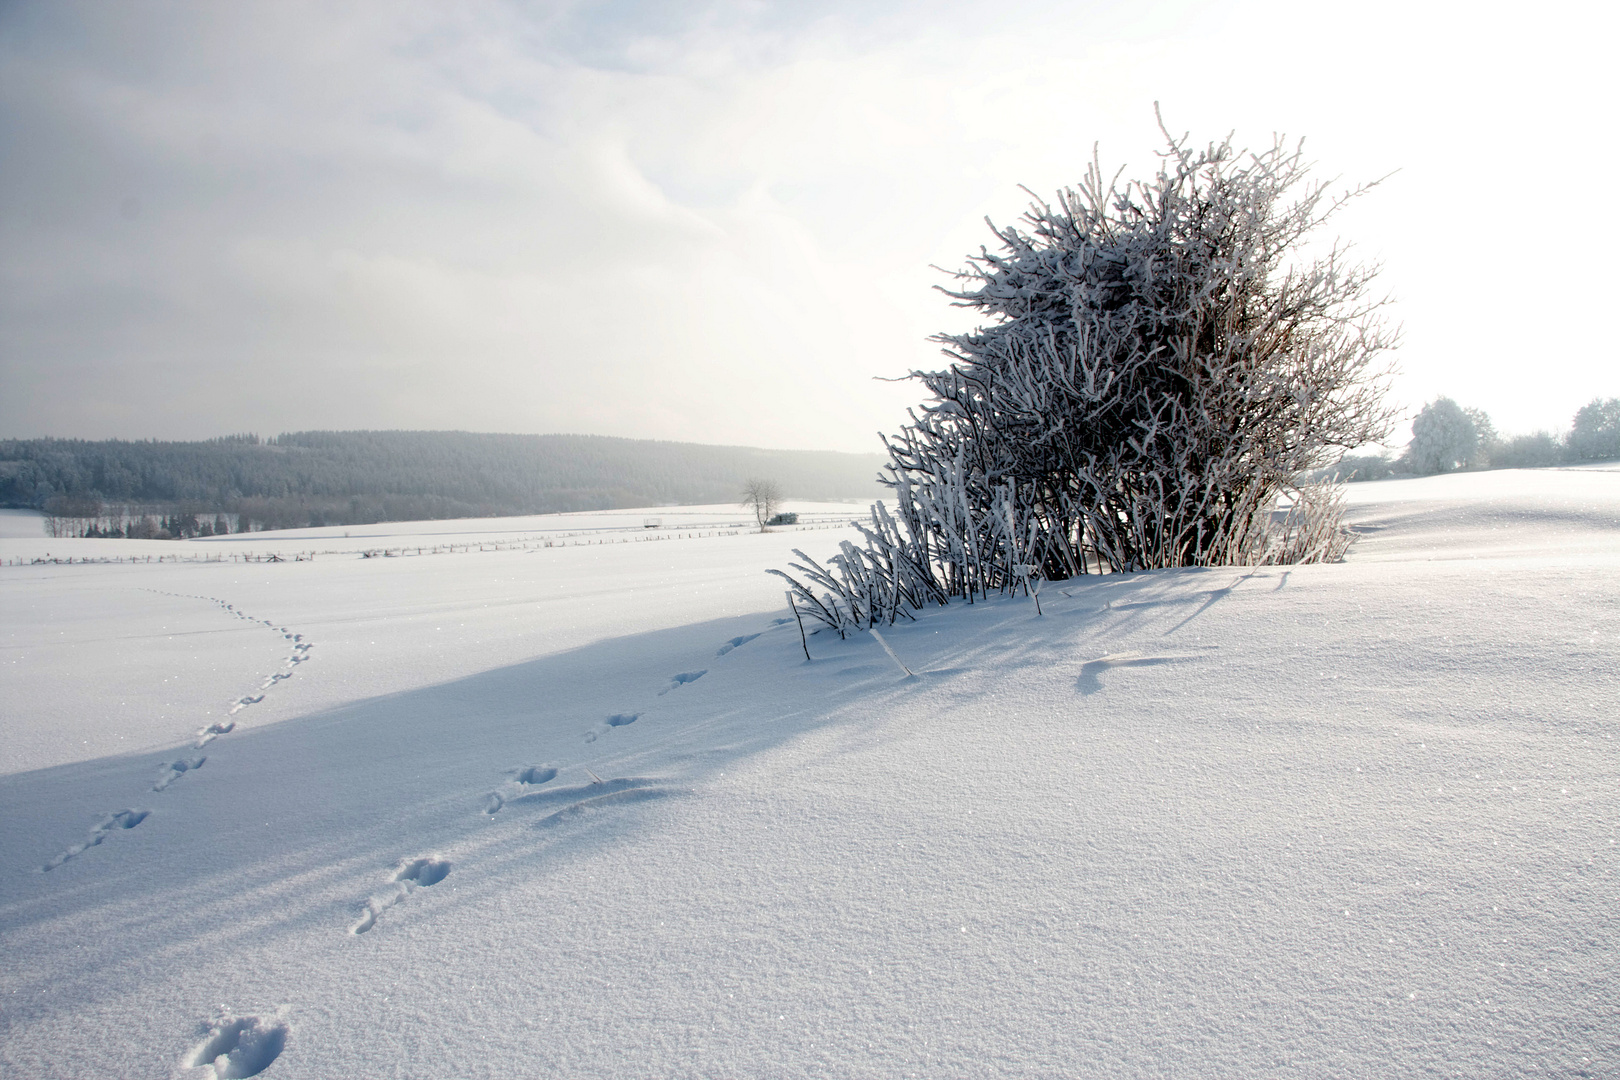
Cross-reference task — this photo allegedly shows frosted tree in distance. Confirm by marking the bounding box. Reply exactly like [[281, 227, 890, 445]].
[[1569, 398, 1620, 461], [1404, 397, 1479, 475], [773, 110, 1396, 633]]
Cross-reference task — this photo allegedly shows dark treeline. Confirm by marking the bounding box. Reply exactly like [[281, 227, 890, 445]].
[[0, 431, 886, 534]]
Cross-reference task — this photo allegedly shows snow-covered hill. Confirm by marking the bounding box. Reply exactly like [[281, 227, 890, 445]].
[[1, 476, 1616, 1078]]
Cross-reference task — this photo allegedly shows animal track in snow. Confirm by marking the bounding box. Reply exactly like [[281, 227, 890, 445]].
[[154, 755, 206, 791], [137, 592, 314, 798], [187, 1010, 289, 1078], [396, 856, 451, 886], [351, 856, 452, 934], [485, 764, 559, 814], [43, 593, 312, 870], [144, 591, 313, 728], [656, 670, 707, 696], [716, 633, 759, 656], [41, 809, 149, 871], [517, 764, 559, 784], [584, 712, 641, 742], [195, 720, 236, 747]]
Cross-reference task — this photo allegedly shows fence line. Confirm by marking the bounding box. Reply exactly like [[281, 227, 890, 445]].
[[1, 519, 854, 568]]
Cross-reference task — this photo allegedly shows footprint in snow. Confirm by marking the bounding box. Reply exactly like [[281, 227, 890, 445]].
[[351, 856, 451, 934], [41, 809, 149, 871], [656, 671, 706, 696], [396, 856, 451, 886], [716, 633, 759, 657], [584, 712, 640, 742], [154, 755, 206, 791], [196, 722, 236, 748], [187, 1010, 289, 1079], [485, 764, 560, 814], [196, 719, 237, 746]]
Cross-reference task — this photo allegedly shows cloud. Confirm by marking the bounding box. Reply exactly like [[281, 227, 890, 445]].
[[2, 0, 1617, 448]]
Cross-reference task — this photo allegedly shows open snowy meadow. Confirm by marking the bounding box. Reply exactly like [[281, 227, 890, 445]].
[[1, 474, 1616, 1079]]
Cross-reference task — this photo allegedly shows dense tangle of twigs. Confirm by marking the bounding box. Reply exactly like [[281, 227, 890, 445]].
[[772, 114, 1394, 635]]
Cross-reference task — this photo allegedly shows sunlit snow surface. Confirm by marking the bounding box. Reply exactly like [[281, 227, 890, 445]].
[[2, 478, 1617, 1078]]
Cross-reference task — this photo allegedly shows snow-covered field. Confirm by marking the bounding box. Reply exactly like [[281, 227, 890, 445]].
[[1, 476, 1616, 1078]]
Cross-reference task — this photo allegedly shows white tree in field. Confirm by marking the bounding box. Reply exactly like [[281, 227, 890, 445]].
[[1570, 397, 1620, 461], [741, 478, 782, 529], [1405, 397, 1478, 474], [1465, 407, 1497, 466], [773, 111, 1396, 633]]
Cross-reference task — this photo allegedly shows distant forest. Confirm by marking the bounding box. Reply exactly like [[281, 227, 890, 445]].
[[0, 431, 886, 536]]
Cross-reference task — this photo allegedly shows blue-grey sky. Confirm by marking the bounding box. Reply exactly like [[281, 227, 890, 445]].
[[2, 0, 1615, 452]]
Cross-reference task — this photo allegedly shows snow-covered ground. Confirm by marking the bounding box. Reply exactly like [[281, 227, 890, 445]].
[[1, 476, 1616, 1078]]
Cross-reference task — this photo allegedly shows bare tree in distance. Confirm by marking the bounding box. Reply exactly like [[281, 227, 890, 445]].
[[741, 478, 783, 529]]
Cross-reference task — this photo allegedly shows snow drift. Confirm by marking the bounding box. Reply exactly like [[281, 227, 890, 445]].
[[1, 474, 1616, 1077]]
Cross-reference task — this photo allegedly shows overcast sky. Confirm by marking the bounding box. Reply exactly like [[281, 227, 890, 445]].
[[2, 0, 1615, 453]]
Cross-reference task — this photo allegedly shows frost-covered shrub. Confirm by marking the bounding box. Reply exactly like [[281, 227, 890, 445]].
[[1569, 397, 1620, 462], [772, 116, 1395, 633]]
